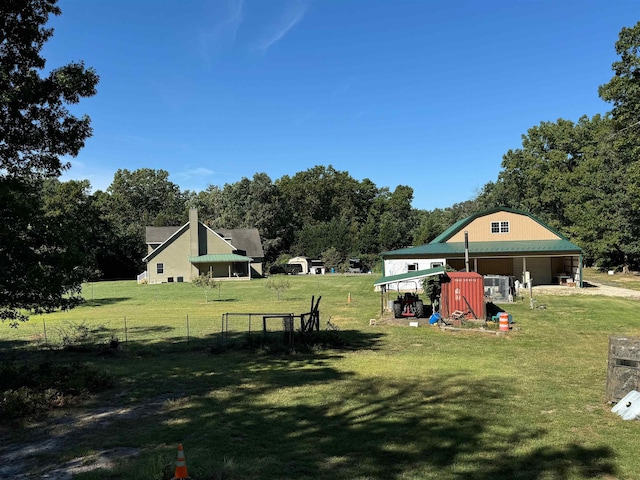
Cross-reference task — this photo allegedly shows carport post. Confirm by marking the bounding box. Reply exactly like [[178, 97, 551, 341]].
[[579, 253, 583, 287], [464, 231, 470, 272]]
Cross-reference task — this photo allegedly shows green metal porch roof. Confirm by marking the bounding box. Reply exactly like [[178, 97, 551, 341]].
[[382, 239, 582, 257], [374, 266, 448, 287], [189, 254, 253, 263]]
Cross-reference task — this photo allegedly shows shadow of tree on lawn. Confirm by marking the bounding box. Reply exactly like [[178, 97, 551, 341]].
[[82, 297, 131, 307], [3, 329, 617, 480]]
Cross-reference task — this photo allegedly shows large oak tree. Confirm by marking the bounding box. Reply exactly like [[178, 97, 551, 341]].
[[0, 0, 99, 324]]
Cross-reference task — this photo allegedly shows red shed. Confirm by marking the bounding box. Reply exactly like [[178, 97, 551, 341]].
[[440, 272, 485, 320]]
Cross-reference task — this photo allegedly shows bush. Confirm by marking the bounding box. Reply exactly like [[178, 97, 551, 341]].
[[0, 361, 114, 421], [55, 321, 114, 350]]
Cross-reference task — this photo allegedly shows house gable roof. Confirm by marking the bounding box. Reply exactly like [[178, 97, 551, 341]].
[[143, 223, 190, 262], [215, 228, 264, 258], [430, 207, 571, 244], [146, 226, 181, 244], [143, 221, 262, 263]]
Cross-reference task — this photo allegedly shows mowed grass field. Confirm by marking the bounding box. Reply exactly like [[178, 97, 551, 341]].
[[3, 272, 640, 479]]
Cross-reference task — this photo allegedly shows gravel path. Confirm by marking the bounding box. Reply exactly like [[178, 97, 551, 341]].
[[533, 282, 640, 300], [0, 394, 181, 479]]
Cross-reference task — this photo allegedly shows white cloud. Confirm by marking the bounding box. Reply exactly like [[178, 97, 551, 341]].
[[176, 167, 216, 179], [199, 0, 244, 66], [256, 0, 309, 53]]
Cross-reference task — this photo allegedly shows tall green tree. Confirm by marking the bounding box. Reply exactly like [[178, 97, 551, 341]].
[[598, 20, 640, 269], [0, 0, 99, 324], [378, 185, 414, 251], [96, 168, 187, 278], [598, 21, 640, 130]]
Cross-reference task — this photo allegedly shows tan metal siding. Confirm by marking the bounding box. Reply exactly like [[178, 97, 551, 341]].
[[447, 212, 560, 242]]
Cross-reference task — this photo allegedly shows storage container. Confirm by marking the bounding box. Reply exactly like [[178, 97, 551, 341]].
[[440, 272, 486, 320]]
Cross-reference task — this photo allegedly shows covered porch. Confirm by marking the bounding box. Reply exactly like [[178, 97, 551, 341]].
[[189, 253, 254, 280]]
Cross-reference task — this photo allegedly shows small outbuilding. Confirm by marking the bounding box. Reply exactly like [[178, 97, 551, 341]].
[[287, 257, 326, 274], [381, 207, 583, 287], [288, 256, 310, 274]]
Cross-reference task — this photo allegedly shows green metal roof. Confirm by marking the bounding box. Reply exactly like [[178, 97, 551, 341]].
[[382, 239, 582, 257], [429, 207, 571, 244], [189, 254, 253, 263], [374, 266, 448, 287]]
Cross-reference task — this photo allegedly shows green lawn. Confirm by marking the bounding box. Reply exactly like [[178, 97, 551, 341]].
[[583, 266, 640, 291], [2, 274, 640, 479]]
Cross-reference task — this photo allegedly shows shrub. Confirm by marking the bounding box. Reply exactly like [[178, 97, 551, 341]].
[[55, 321, 114, 350], [0, 361, 114, 421]]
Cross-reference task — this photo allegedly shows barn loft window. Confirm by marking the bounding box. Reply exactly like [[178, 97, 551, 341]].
[[157, 263, 164, 274], [491, 221, 510, 234]]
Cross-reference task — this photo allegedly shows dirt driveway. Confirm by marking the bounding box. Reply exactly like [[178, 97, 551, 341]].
[[533, 282, 640, 300]]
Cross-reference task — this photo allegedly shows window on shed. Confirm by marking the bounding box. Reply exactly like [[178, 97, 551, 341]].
[[157, 263, 164, 274], [407, 263, 419, 271], [491, 221, 510, 234]]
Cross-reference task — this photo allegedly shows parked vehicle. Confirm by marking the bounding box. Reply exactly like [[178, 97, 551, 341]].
[[348, 258, 366, 273], [393, 292, 427, 318]]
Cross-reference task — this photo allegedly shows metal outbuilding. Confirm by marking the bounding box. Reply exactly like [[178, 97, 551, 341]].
[[381, 207, 583, 288]]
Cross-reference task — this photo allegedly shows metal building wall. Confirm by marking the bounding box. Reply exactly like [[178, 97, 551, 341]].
[[440, 272, 486, 320]]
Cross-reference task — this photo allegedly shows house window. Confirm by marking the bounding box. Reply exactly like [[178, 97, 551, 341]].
[[157, 263, 164, 274], [491, 221, 510, 234], [407, 263, 419, 271]]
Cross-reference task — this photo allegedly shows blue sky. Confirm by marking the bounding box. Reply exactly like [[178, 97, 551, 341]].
[[48, 0, 639, 210]]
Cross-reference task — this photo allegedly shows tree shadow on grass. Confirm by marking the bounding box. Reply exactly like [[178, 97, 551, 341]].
[[75, 366, 615, 480], [82, 297, 131, 307], [0, 339, 31, 357], [4, 330, 617, 480], [172, 373, 616, 480], [124, 325, 175, 334]]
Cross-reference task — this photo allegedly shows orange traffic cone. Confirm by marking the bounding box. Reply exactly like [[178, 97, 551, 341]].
[[172, 444, 190, 479]]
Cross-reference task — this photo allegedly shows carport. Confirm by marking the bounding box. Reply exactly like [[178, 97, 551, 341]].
[[374, 266, 448, 316]]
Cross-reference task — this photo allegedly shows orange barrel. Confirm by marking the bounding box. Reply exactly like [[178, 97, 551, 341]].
[[499, 312, 509, 332]]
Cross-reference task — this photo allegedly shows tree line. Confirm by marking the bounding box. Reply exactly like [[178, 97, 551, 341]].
[[2, 0, 640, 324], [472, 21, 640, 271]]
